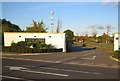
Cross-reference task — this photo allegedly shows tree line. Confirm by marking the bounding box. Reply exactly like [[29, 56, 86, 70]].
[[73, 32, 113, 44], [1, 19, 47, 33], [1, 19, 21, 33], [1, 18, 114, 45]]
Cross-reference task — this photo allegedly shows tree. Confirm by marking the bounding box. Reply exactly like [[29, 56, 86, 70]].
[[1, 19, 22, 46], [26, 20, 47, 32], [64, 29, 74, 38], [101, 33, 111, 43], [97, 36, 102, 43], [97, 33, 112, 43], [2, 19, 21, 32]]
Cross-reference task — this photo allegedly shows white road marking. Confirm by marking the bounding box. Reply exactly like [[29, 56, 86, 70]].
[[2, 56, 75, 63], [93, 56, 96, 59], [5, 66, 68, 77], [55, 51, 95, 63], [2, 51, 96, 63], [21, 65, 102, 75], [9, 66, 29, 70], [81, 56, 96, 60], [2, 57, 56, 63], [0, 75, 33, 81], [18, 69, 69, 77]]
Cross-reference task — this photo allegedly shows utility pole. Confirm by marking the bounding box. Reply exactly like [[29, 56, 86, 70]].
[[51, 12, 54, 33], [56, 19, 62, 33]]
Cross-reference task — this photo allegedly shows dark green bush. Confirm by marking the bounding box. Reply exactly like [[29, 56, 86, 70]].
[[112, 51, 120, 59], [11, 41, 52, 49]]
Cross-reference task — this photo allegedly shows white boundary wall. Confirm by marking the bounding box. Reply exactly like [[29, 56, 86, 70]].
[[114, 32, 120, 51], [4, 32, 66, 52]]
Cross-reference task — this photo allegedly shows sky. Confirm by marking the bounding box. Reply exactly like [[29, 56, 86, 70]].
[[2, 1, 119, 36]]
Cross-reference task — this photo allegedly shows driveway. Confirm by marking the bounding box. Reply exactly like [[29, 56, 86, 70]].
[[72, 44, 96, 52], [2, 47, 119, 68]]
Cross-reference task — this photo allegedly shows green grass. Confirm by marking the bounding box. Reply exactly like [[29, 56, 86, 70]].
[[75, 42, 114, 52], [87, 43, 113, 49]]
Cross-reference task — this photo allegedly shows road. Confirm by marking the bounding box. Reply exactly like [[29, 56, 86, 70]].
[[2, 58, 119, 80], [1, 48, 119, 80], [2, 49, 118, 68]]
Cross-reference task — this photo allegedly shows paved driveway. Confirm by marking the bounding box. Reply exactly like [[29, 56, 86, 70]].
[[2, 47, 119, 68]]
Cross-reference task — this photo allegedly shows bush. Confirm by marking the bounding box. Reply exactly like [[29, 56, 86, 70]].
[[11, 41, 52, 49], [2, 41, 63, 53], [112, 51, 120, 59], [11, 41, 30, 47]]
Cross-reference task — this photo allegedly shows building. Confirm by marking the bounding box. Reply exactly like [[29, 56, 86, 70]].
[[4, 32, 66, 52], [114, 32, 120, 51]]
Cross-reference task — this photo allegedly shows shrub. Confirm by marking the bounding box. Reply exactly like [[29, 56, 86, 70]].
[[11, 41, 30, 47], [2, 41, 63, 53], [11, 41, 16, 46], [11, 41, 51, 49], [112, 51, 120, 59]]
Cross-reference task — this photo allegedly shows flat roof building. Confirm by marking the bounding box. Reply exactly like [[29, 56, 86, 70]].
[[4, 32, 66, 52]]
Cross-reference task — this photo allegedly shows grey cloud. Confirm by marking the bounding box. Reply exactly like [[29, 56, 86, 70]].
[[88, 24, 104, 29]]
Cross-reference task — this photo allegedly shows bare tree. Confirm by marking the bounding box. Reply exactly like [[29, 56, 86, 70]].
[[88, 25, 98, 42], [88, 25, 97, 37], [106, 25, 112, 35], [85, 30, 89, 37]]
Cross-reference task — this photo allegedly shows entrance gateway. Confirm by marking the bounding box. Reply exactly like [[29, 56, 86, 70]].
[[4, 32, 68, 52]]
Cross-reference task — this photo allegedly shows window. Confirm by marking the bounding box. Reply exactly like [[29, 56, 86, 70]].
[[19, 36, 21, 37], [116, 37, 119, 40], [49, 36, 51, 38], [34, 36, 36, 37]]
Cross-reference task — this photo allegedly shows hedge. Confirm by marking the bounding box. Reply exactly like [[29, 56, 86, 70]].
[[2, 46, 63, 53]]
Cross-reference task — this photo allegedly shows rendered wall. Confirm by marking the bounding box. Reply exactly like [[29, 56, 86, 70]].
[[4, 32, 66, 52], [114, 33, 120, 51]]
